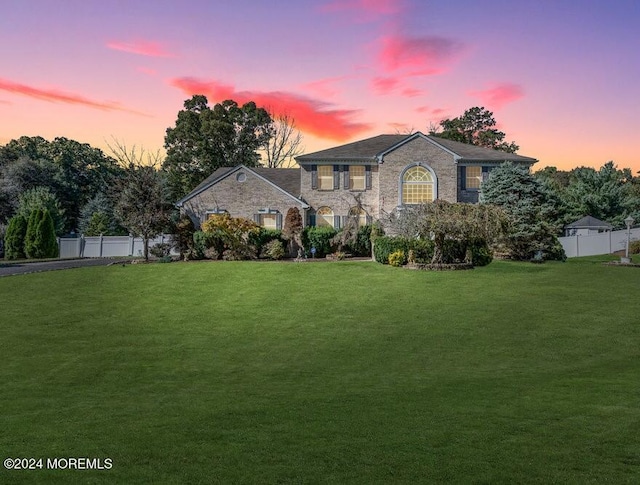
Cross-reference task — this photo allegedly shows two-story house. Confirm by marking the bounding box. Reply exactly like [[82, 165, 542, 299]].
[[176, 132, 537, 229]]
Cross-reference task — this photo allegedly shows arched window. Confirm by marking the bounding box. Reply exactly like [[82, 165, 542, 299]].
[[349, 207, 368, 226], [316, 207, 334, 227], [402, 166, 435, 204]]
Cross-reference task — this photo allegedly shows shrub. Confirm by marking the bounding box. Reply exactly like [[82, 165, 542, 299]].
[[250, 228, 285, 255], [373, 236, 413, 264], [192, 231, 214, 259], [411, 238, 435, 263], [303, 226, 337, 258], [345, 224, 373, 257], [222, 245, 257, 261], [149, 243, 172, 258], [630, 240, 640, 255], [201, 214, 260, 260], [83, 211, 110, 236], [261, 239, 285, 260], [468, 239, 493, 267], [24, 209, 58, 259], [174, 216, 197, 259], [4, 215, 28, 260], [388, 250, 405, 267]]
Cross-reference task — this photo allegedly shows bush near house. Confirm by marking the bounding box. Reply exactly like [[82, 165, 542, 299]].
[[373, 235, 493, 267], [303, 226, 337, 258], [374, 236, 435, 265], [629, 240, 640, 255], [250, 228, 286, 258]]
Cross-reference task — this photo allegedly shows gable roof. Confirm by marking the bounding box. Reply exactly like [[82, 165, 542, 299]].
[[176, 165, 306, 208], [565, 215, 613, 230], [296, 132, 537, 165]]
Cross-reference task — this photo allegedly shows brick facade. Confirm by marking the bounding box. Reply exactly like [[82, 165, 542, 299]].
[[180, 167, 307, 227], [178, 132, 536, 229]]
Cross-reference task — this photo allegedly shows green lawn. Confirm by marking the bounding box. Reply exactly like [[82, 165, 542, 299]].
[[1, 258, 639, 483]]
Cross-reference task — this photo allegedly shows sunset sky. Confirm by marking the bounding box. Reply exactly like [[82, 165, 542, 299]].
[[1, 0, 638, 172]]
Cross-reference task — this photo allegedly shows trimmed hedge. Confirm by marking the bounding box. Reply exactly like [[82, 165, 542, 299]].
[[374, 236, 434, 265], [303, 226, 337, 258], [374, 236, 493, 266]]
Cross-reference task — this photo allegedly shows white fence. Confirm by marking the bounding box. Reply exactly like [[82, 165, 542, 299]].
[[558, 228, 640, 258], [58, 234, 177, 259]]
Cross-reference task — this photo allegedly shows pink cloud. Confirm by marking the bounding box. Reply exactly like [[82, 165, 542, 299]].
[[371, 76, 400, 95], [321, 0, 404, 19], [169, 77, 372, 141], [299, 76, 347, 98], [401, 87, 422, 97], [469, 83, 524, 110], [107, 40, 176, 58], [378, 34, 464, 76], [0, 77, 147, 115], [137, 67, 158, 76]]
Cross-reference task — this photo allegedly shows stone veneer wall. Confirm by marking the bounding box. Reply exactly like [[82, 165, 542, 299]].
[[379, 137, 458, 214], [300, 164, 380, 219], [181, 168, 306, 227]]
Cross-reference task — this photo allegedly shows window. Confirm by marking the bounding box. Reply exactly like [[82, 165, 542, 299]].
[[466, 166, 482, 189], [349, 207, 368, 226], [316, 207, 334, 227], [261, 214, 277, 230], [236, 172, 246, 182], [402, 166, 434, 204], [318, 165, 333, 190], [205, 209, 228, 220], [349, 166, 365, 190], [254, 211, 282, 229]]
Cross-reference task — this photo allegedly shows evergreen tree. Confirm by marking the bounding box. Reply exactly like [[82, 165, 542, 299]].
[[16, 186, 66, 236], [23, 209, 40, 258], [4, 214, 28, 260], [480, 162, 565, 260], [431, 107, 519, 153], [32, 209, 58, 258]]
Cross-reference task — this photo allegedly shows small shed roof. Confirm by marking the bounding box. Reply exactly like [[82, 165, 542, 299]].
[[565, 215, 613, 230]]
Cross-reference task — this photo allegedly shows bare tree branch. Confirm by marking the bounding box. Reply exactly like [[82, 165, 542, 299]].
[[262, 113, 304, 168]]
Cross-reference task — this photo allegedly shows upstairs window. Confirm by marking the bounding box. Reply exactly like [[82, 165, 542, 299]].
[[402, 166, 434, 204], [318, 165, 334, 190], [349, 166, 366, 190]]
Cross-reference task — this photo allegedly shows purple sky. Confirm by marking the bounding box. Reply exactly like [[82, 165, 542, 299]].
[[1, 0, 638, 172]]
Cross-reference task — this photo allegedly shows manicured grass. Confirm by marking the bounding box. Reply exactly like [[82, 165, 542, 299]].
[[1, 257, 639, 483]]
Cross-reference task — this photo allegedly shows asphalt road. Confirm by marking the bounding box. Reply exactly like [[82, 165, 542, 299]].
[[0, 258, 121, 277]]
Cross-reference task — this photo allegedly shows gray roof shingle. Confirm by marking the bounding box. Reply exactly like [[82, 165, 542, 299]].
[[565, 215, 613, 229], [177, 166, 302, 205], [296, 132, 537, 164]]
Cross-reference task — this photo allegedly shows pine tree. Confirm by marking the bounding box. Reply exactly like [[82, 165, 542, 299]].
[[24, 209, 40, 258], [24, 209, 58, 258], [4, 214, 28, 260]]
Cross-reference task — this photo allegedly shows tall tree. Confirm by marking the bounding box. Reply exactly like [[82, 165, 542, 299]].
[[15, 186, 67, 236], [109, 143, 171, 261], [0, 136, 122, 230], [163, 96, 272, 200], [430, 106, 519, 153], [263, 113, 304, 168], [480, 162, 565, 260], [562, 162, 638, 228]]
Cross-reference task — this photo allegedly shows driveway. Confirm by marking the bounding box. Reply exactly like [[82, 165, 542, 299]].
[[0, 258, 121, 277]]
